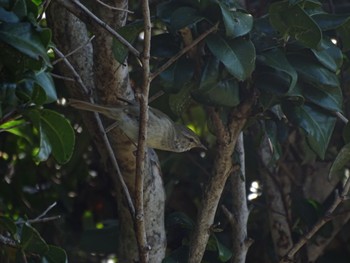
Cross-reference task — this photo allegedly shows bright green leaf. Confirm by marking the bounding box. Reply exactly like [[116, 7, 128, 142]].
[[329, 143, 350, 179], [206, 34, 255, 81], [283, 103, 336, 159], [213, 235, 232, 262], [219, 3, 253, 38], [40, 109, 75, 164]]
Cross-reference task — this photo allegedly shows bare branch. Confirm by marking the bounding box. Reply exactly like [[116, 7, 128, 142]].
[[53, 47, 136, 217], [52, 35, 96, 65], [150, 22, 219, 81], [56, 0, 140, 58], [95, 0, 133, 13], [134, 0, 152, 261], [188, 100, 253, 263], [280, 175, 350, 262]]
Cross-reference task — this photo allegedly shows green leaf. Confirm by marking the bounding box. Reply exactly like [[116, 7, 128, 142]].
[[338, 19, 350, 52], [166, 212, 194, 230], [288, 55, 340, 89], [112, 20, 144, 64], [0, 7, 20, 23], [34, 72, 57, 103], [192, 57, 240, 107], [20, 223, 49, 255], [170, 7, 204, 30], [35, 124, 52, 163], [258, 48, 298, 93], [43, 245, 68, 263], [0, 119, 33, 143], [169, 82, 193, 116], [0, 216, 17, 236], [302, 83, 342, 112], [269, 1, 322, 49], [283, 103, 336, 159], [159, 57, 194, 93], [206, 34, 255, 81], [213, 235, 232, 262], [157, 0, 183, 24], [219, 3, 253, 38], [12, 0, 27, 20], [312, 13, 350, 31], [329, 143, 350, 179], [40, 109, 75, 164], [151, 33, 180, 58], [311, 39, 343, 73], [0, 22, 50, 64]]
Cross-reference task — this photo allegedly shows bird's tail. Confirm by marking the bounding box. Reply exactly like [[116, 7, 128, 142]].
[[68, 99, 115, 117]]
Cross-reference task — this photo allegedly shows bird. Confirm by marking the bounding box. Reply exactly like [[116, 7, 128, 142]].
[[68, 99, 206, 152]]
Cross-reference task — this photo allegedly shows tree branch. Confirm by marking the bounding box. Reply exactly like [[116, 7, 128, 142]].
[[56, 0, 140, 58], [280, 175, 350, 262], [134, 0, 152, 262], [53, 47, 136, 217], [150, 22, 219, 81], [188, 100, 253, 263]]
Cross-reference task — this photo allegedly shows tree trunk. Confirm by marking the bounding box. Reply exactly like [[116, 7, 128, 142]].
[[47, 1, 166, 262]]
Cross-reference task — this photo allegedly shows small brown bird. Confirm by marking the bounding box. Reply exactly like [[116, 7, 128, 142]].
[[69, 99, 206, 152]]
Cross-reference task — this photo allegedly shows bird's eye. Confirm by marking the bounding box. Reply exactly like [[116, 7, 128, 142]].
[[189, 138, 195, 143]]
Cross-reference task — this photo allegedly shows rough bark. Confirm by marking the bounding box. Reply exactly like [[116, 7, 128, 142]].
[[47, 1, 166, 262], [259, 135, 293, 261]]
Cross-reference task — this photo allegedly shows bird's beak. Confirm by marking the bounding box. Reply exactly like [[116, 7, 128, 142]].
[[198, 143, 207, 151]]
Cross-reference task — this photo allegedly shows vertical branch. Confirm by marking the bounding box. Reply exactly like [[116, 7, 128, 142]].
[[135, 0, 152, 262], [230, 132, 253, 263]]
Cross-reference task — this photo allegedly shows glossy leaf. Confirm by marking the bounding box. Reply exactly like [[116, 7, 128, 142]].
[[0, 22, 49, 64], [21, 223, 49, 255], [0, 7, 20, 23], [312, 39, 343, 73], [289, 56, 340, 89], [329, 143, 350, 179], [159, 57, 194, 93], [283, 103, 336, 159], [258, 48, 297, 93], [112, 20, 144, 64], [170, 7, 204, 30], [33, 72, 57, 103], [312, 13, 350, 31], [302, 83, 342, 112], [269, 1, 322, 49], [219, 2, 253, 38], [206, 34, 255, 81], [43, 245, 68, 263], [40, 109, 75, 164], [213, 234, 232, 262], [193, 57, 240, 107]]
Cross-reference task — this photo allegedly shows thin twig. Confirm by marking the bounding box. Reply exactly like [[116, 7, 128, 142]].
[[51, 73, 75, 82], [53, 47, 136, 217], [16, 216, 61, 225], [35, 202, 57, 220], [95, 0, 133, 13], [150, 22, 219, 81], [52, 35, 96, 65], [280, 175, 350, 262], [335, 111, 348, 124], [68, 0, 140, 58], [134, 0, 152, 261]]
